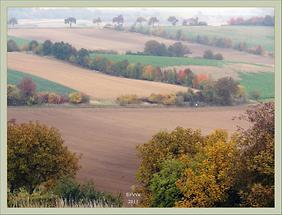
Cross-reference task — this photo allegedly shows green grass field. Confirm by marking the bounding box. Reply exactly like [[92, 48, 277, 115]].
[[239, 72, 274, 99], [134, 25, 274, 52], [90, 53, 225, 67], [8, 69, 76, 95], [8, 35, 30, 48]]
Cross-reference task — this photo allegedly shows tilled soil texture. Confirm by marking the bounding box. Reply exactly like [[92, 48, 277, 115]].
[[8, 52, 188, 100], [8, 106, 250, 197], [8, 28, 274, 65]]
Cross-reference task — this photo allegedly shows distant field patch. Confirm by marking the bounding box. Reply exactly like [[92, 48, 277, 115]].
[[90, 53, 225, 67], [239, 72, 274, 99], [8, 69, 76, 95], [161, 25, 274, 52]]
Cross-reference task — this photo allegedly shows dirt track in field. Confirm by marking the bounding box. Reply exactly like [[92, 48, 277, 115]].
[[8, 28, 274, 65], [8, 106, 250, 196], [8, 52, 188, 99]]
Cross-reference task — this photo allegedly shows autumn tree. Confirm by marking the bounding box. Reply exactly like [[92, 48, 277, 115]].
[[17, 77, 36, 99], [168, 16, 178, 26], [136, 127, 204, 206], [176, 130, 238, 207], [8, 121, 80, 193], [149, 159, 185, 207], [64, 17, 76, 28], [213, 77, 239, 105], [142, 64, 155, 81], [234, 102, 274, 207]]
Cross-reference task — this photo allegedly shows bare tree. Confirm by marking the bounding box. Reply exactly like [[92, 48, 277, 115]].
[[93, 17, 102, 26], [136, 17, 146, 25], [148, 17, 159, 27], [64, 17, 76, 28], [8, 17, 18, 27], [112, 15, 124, 27], [168, 16, 178, 26]]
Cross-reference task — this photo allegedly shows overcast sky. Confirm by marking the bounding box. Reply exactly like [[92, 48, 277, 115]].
[[8, 7, 274, 25]]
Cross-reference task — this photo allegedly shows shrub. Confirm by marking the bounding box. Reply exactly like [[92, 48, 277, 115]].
[[203, 50, 214, 59], [214, 53, 224, 60], [203, 50, 223, 60], [53, 177, 123, 207], [234, 42, 248, 52], [175, 94, 185, 106], [167, 42, 191, 57], [17, 77, 36, 99], [247, 46, 265, 55], [47, 93, 66, 104], [42, 40, 53, 55], [147, 93, 165, 104], [8, 121, 80, 193], [7, 84, 21, 105], [68, 92, 90, 104], [249, 90, 261, 101], [116, 95, 141, 106], [162, 94, 177, 105], [8, 187, 121, 208], [144, 40, 168, 56], [28, 40, 39, 52], [37, 92, 49, 104], [33, 44, 43, 55], [7, 39, 20, 52]]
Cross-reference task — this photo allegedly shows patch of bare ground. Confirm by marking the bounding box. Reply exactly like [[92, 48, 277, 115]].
[[8, 28, 274, 65], [8, 106, 250, 196], [8, 52, 188, 99]]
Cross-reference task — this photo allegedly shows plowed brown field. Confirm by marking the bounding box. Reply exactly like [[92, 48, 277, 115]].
[[8, 28, 274, 65], [8, 106, 250, 196], [8, 52, 187, 99]]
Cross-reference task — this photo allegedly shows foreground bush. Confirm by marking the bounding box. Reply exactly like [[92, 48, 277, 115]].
[[8, 186, 122, 208], [135, 102, 274, 207], [8, 121, 80, 193], [116, 95, 141, 106], [53, 177, 123, 207]]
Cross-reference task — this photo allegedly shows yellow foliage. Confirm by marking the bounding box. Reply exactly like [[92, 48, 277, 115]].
[[175, 130, 238, 207], [116, 94, 141, 106]]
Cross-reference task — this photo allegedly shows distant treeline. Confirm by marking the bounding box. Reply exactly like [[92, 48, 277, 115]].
[[7, 39, 213, 87], [128, 26, 267, 56], [228, 15, 274, 26]]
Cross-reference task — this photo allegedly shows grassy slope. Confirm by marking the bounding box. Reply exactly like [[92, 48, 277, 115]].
[[239, 72, 274, 99], [8, 69, 76, 95], [135, 25, 274, 52], [90, 53, 225, 67]]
